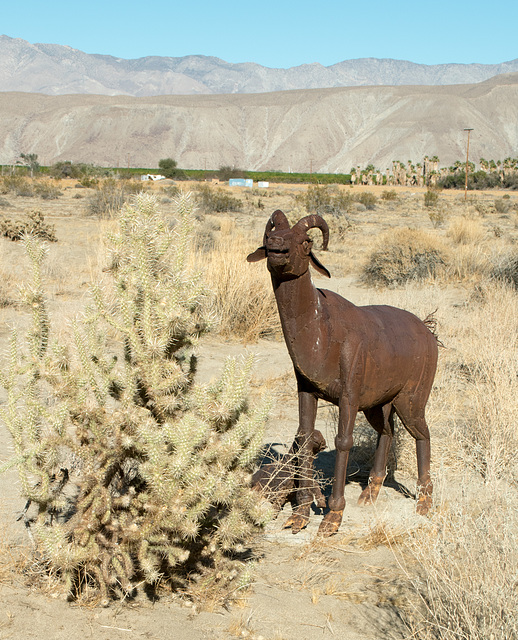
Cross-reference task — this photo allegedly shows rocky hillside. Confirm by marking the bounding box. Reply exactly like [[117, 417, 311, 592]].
[[2, 35, 518, 97], [1, 71, 517, 172]]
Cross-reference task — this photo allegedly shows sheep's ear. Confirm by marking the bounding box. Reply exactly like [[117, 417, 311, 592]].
[[309, 251, 331, 278], [247, 247, 267, 262]]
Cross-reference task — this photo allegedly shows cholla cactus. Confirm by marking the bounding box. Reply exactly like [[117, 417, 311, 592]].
[[0, 192, 272, 603]]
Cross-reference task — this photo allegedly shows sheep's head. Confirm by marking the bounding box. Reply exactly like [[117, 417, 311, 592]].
[[247, 210, 330, 278]]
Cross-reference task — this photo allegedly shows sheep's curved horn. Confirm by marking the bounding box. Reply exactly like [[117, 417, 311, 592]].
[[293, 215, 329, 250], [263, 209, 290, 244]]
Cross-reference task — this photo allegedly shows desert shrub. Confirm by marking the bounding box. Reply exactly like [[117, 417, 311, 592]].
[[78, 176, 99, 188], [294, 184, 332, 213], [0, 210, 57, 242], [294, 185, 355, 216], [33, 180, 63, 200], [195, 184, 242, 213], [357, 191, 377, 210], [86, 179, 142, 218], [162, 184, 181, 198], [492, 253, 518, 288], [326, 214, 354, 243], [362, 228, 447, 286], [0, 193, 272, 604], [424, 190, 439, 208], [494, 197, 511, 213], [381, 189, 398, 201], [2, 175, 35, 197], [49, 161, 103, 180], [428, 208, 447, 228]]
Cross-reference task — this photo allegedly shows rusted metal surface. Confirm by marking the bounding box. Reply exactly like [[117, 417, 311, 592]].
[[248, 210, 438, 536]]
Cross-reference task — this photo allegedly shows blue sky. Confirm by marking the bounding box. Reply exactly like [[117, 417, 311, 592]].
[[2, 0, 517, 68]]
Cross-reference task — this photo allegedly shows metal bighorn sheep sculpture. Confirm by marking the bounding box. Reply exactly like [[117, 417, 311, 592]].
[[248, 211, 438, 536]]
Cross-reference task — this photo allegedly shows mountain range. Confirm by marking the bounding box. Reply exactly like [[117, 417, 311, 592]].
[[2, 35, 518, 96], [0, 35, 517, 172], [1, 71, 517, 172]]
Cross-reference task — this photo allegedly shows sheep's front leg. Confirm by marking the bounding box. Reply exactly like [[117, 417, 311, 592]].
[[317, 396, 357, 536], [318, 343, 363, 537], [283, 388, 318, 534]]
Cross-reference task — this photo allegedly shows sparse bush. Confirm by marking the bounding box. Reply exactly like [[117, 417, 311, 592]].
[[357, 191, 377, 210], [294, 184, 333, 213], [294, 185, 355, 216], [0, 210, 57, 242], [424, 190, 439, 208], [381, 189, 398, 201], [86, 179, 142, 218], [195, 184, 242, 213], [0, 193, 272, 604], [492, 253, 518, 288], [428, 207, 447, 228], [362, 228, 447, 286], [494, 197, 511, 213], [33, 180, 62, 200], [2, 175, 35, 197], [162, 184, 180, 198], [78, 176, 99, 188]]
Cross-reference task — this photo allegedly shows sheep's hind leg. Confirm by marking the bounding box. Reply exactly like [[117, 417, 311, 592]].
[[358, 404, 395, 506], [394, 395, 433, 516]]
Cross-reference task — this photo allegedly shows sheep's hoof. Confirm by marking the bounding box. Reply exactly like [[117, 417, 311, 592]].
[[283, 506, 310, 534], [416, 494, 432, 516], [317, 509, 343, 537], [357, 477, 384, 506]]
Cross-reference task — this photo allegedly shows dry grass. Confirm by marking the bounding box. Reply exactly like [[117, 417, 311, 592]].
[[446, 215, 486, 245], [196, 223, 281, 342], [0, 263, 16, 307], [449, 283, 518, 483], [401, 489, 518, 640]]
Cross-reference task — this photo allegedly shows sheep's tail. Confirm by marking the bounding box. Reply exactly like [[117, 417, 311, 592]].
[[423, 309, 445, 348]]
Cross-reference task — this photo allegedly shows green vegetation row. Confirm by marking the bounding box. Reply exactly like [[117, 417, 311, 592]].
[[3, 154, 518, 189]]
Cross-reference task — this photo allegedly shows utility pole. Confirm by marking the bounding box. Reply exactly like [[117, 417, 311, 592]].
[[464, 128, 473, 200]]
